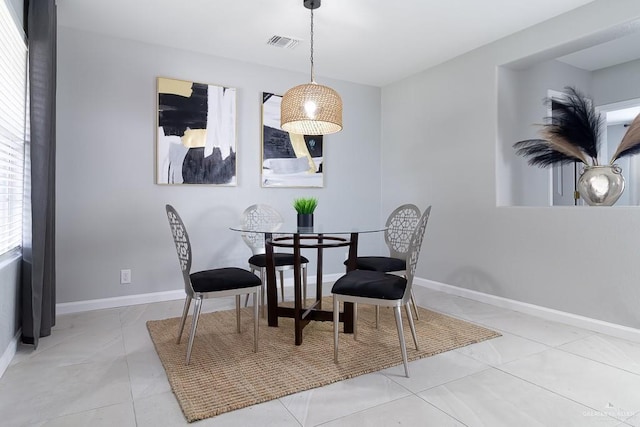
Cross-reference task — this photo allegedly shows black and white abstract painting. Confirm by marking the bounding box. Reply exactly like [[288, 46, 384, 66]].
[[157, 77, 237, 185], [261, 92, 323, 187]]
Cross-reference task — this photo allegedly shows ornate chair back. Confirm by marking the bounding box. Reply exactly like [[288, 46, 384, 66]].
[[384, 204, 421, 260], [402, 206, 432, 304], [165, 204, 195, 297], [240, 204, 284, 255]]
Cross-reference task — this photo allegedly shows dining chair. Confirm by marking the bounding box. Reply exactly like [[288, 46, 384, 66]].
[[240, 204, 309, 312], [346, 203, 422, 322], [165, 204, 261, 365], [332, 206, 431, 377]]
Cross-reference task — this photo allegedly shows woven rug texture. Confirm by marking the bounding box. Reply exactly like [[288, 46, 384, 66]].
[[147, 298, 500, 423]]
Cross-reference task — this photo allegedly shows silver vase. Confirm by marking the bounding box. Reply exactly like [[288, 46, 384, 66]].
[[577, 165, 625, 206]]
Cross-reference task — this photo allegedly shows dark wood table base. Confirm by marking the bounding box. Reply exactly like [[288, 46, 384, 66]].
[[265, 233, 359, 345]]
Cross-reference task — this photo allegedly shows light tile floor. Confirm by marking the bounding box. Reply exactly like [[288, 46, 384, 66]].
[[2, 286, 640, 426]]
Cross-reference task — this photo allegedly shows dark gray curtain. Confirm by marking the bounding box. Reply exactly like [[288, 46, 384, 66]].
[[21, 0, 57, 347]]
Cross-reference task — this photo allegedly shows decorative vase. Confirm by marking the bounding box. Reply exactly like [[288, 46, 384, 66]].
[[577, 165, 625, 206], [297, 213, 313, 228]]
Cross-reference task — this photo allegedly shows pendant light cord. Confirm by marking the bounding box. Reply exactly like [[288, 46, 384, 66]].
[[310, 7, 315, 83], [280, 0, 343, 135]]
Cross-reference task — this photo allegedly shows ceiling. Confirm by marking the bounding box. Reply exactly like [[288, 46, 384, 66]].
[[57, 0, 599, 87]]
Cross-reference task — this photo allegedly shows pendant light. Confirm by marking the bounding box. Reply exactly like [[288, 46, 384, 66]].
[[280, 0, 343, 135]]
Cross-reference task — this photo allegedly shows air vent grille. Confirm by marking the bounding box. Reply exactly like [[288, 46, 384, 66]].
[[267, 35, 300, 49]]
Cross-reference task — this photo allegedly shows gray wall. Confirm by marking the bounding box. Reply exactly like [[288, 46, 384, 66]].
[[382, 0, 640, 329], [499, 59, 591, 206], [594, 59, 640, 206], [55, 27, 382, 303], [593, 58, 640, 106], [499, 46, 640, 208], [605, 124, 631, 206], [6, 0, 640, 363]]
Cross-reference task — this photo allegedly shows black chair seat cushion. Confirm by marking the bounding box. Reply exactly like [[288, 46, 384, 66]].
[[344, 256, 405, 273], [249, 253, 309, 268], [190, 267, 261, 293], [332, 270, 407, 300]]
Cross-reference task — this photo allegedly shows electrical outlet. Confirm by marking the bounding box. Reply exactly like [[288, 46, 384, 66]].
[[120, 269, 131, 284]]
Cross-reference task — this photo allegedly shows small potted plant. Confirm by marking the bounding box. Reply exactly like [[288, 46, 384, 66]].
[[293, 197, 317, 228]]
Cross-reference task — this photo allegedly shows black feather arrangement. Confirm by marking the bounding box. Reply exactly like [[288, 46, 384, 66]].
[[610, 113, 640, 163], [513, 138, 587, 167], [514, 86, 601, 167]]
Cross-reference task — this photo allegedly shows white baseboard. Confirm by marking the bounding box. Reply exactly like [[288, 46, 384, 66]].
[[415, 278, 640, 342], [55, 274, 345, 315], [0, 330, 20, 379], [55, 275, 640, 342], [56, 290, 185, 315]]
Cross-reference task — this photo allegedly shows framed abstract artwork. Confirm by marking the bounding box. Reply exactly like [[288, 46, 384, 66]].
[[156, 77, 237, 185], [261, 92, 323, 187]]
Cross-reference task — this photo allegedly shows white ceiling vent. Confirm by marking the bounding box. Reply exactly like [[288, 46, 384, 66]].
[[267, 35, 300, 49]]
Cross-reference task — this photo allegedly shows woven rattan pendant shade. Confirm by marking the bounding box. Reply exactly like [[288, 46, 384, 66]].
[[281, 82, 342, 135], [280, 0, 343, 135]]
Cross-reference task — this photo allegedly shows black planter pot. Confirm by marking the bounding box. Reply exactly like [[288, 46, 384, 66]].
[[297, 213, 314, 228]]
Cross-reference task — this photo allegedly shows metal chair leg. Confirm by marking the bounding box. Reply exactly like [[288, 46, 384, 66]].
[[333, 295, 339, 363], [393, 305, 409, 377], [235, 294, 242, 333], [244, 268, 258, 307], [410, 289, 420, 320], [176, 296, 192, 344], [186, 297, 203, 365], [405, 303, 419, 350], [375, 305, 380, 329], [253, 289, 259, 353]]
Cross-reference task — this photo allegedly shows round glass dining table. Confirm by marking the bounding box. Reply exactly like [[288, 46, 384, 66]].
[[230, 221, 386, 345]]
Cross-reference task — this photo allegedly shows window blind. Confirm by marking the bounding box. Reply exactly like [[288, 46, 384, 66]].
[[0, 0, 27, 255]]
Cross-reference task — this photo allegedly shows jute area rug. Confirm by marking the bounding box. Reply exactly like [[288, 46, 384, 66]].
[[147, 298, 500, 423]]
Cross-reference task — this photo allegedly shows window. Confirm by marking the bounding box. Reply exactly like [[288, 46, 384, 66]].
[[0, 0, 27, 255]]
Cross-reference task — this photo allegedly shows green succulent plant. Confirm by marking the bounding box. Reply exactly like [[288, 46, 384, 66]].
[[292, 197, 318, 214]]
